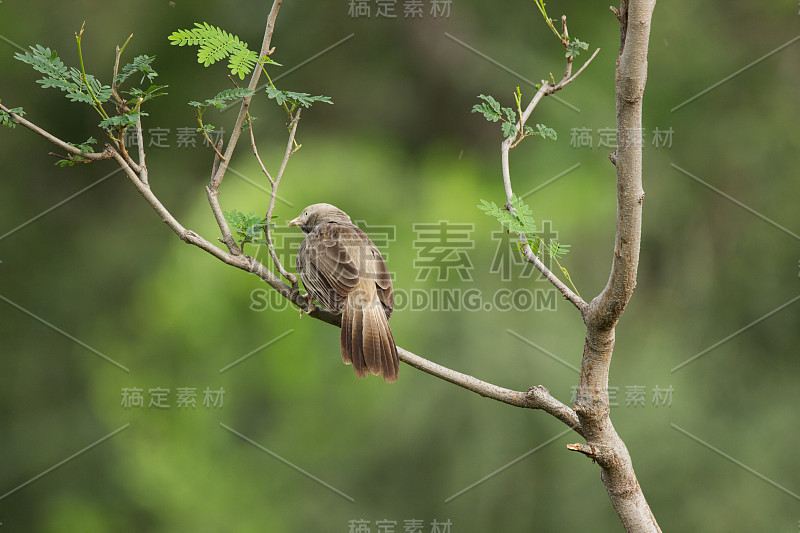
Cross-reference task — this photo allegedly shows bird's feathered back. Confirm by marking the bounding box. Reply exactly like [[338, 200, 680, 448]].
[[292, 204, 398, 382]]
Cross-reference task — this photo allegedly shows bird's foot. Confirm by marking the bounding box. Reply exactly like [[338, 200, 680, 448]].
[[299, 299, 316, 319]]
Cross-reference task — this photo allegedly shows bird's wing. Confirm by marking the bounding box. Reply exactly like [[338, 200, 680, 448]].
[[297, 223, 360, 312], [366, 240, 394, 318]]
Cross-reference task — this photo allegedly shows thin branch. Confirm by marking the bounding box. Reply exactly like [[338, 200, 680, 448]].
[[135, 112, 148, 184], [111, 33, 133, 107], [211, 139, 224, 179], [399, 347, 581, 431], [566, 442, 597, 458], [202, 0, 282, 258], [246, 113, 274, 185], [264, 109, 301, 286], [209, 0, 282, 192], [499, 83, 589, 313], [116, 132, 142, 175], [206, 186, 242, 256], [550, 48, 600, 92], [495, 31, 600, 314], [0, 103, 113, 161], [33, 119, 578, 434]]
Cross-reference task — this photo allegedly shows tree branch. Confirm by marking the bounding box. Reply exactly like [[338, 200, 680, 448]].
[[247, 113, 274, 185], [208, 0, 282, 192], [7, 104, 582, 437], [0, 102, 113, 161], [201, 0, 283, 257], [572, 1, 660, 531], [497, 36, 598, 315], [264, 109, 300, 286]]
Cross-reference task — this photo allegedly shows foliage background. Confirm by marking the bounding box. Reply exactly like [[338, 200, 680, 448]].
[[1, 1, 799, 531]]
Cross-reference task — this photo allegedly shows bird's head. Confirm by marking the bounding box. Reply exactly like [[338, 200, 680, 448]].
[[288, 203, 352, 234]]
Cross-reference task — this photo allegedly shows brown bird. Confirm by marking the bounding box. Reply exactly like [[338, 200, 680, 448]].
[[289, 203, 399, 382]]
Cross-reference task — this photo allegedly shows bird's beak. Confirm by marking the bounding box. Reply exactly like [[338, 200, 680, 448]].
[[288, 216, 302, 227]]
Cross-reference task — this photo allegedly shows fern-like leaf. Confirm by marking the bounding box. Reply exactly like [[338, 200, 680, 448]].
[[169, 23, 260, 79], [228, 48, 259, 80], [0, 103, 24, 129], [224, 209, 269, 248], [190, 88, 255, 110], [117, 55, 158, 85], [15, 45, 111, 104], [265, 87, 332, 108]]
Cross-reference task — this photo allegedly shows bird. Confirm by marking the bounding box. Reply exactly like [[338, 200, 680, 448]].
[[289, 203, 399, 382]]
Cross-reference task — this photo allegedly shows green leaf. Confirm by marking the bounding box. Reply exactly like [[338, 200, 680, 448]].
[[566, 38, 589, 58], [478, 194, 538, 238], [189, 88, 255, 110], [224, 209, 269, 247], [127, 84, 169, 104], [265, 87, 333, 108], [0, 105, 24, 129], [99, 111, 147, 130], [15, 45, 111, 105], [117, 54, 158, 85], [472, 94, 502, 122], [524, 123, 557, 140], [70, 136, 97, 154], [259, 55, 282, 67], [228, 48, 259, 80], [169, 22, 262, 78], [501, 121, 517, 138]]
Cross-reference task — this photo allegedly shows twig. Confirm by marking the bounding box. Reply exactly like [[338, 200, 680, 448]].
[[135, 111, 148, 184], [209, 0, 282, 192], [0, 102, 113, 161], [496, 37, 601, 314], [499, 86, 588, 313], [247, 113, 273, 185], [111, 33, 133, 107], [206, 185, 242, 256], [116, 132, 142, 174], [264, 109, 301, 286], [202, 0, 282, 258], [550, 48, 601, 92], [211, 139, 223, 179]]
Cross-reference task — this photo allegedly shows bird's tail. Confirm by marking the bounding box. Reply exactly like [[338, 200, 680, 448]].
[[341, 285, 399, 382]]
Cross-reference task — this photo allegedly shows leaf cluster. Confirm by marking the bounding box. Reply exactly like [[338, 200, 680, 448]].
[[566, 39, 589, 59], [265, 88, 332, 111], [472, 93, 556, 141], [55, 137, 98, 167], [189, 88, 255, 110], [0, 101, 24, 129], [224, 210, 272, 250], [478, 195, 570, 260], [479, 195, 577, 293], [168, 23, 277, 79], [116, 54, 158, 85], [14, 45, 112, 105], [13, 35, 168, 143]]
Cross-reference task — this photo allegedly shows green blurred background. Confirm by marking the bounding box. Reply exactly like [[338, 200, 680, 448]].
[[1, 1, 799, 531]]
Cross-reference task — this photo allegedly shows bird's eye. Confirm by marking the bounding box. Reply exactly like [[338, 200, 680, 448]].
[[304, 211, 308, 216]]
